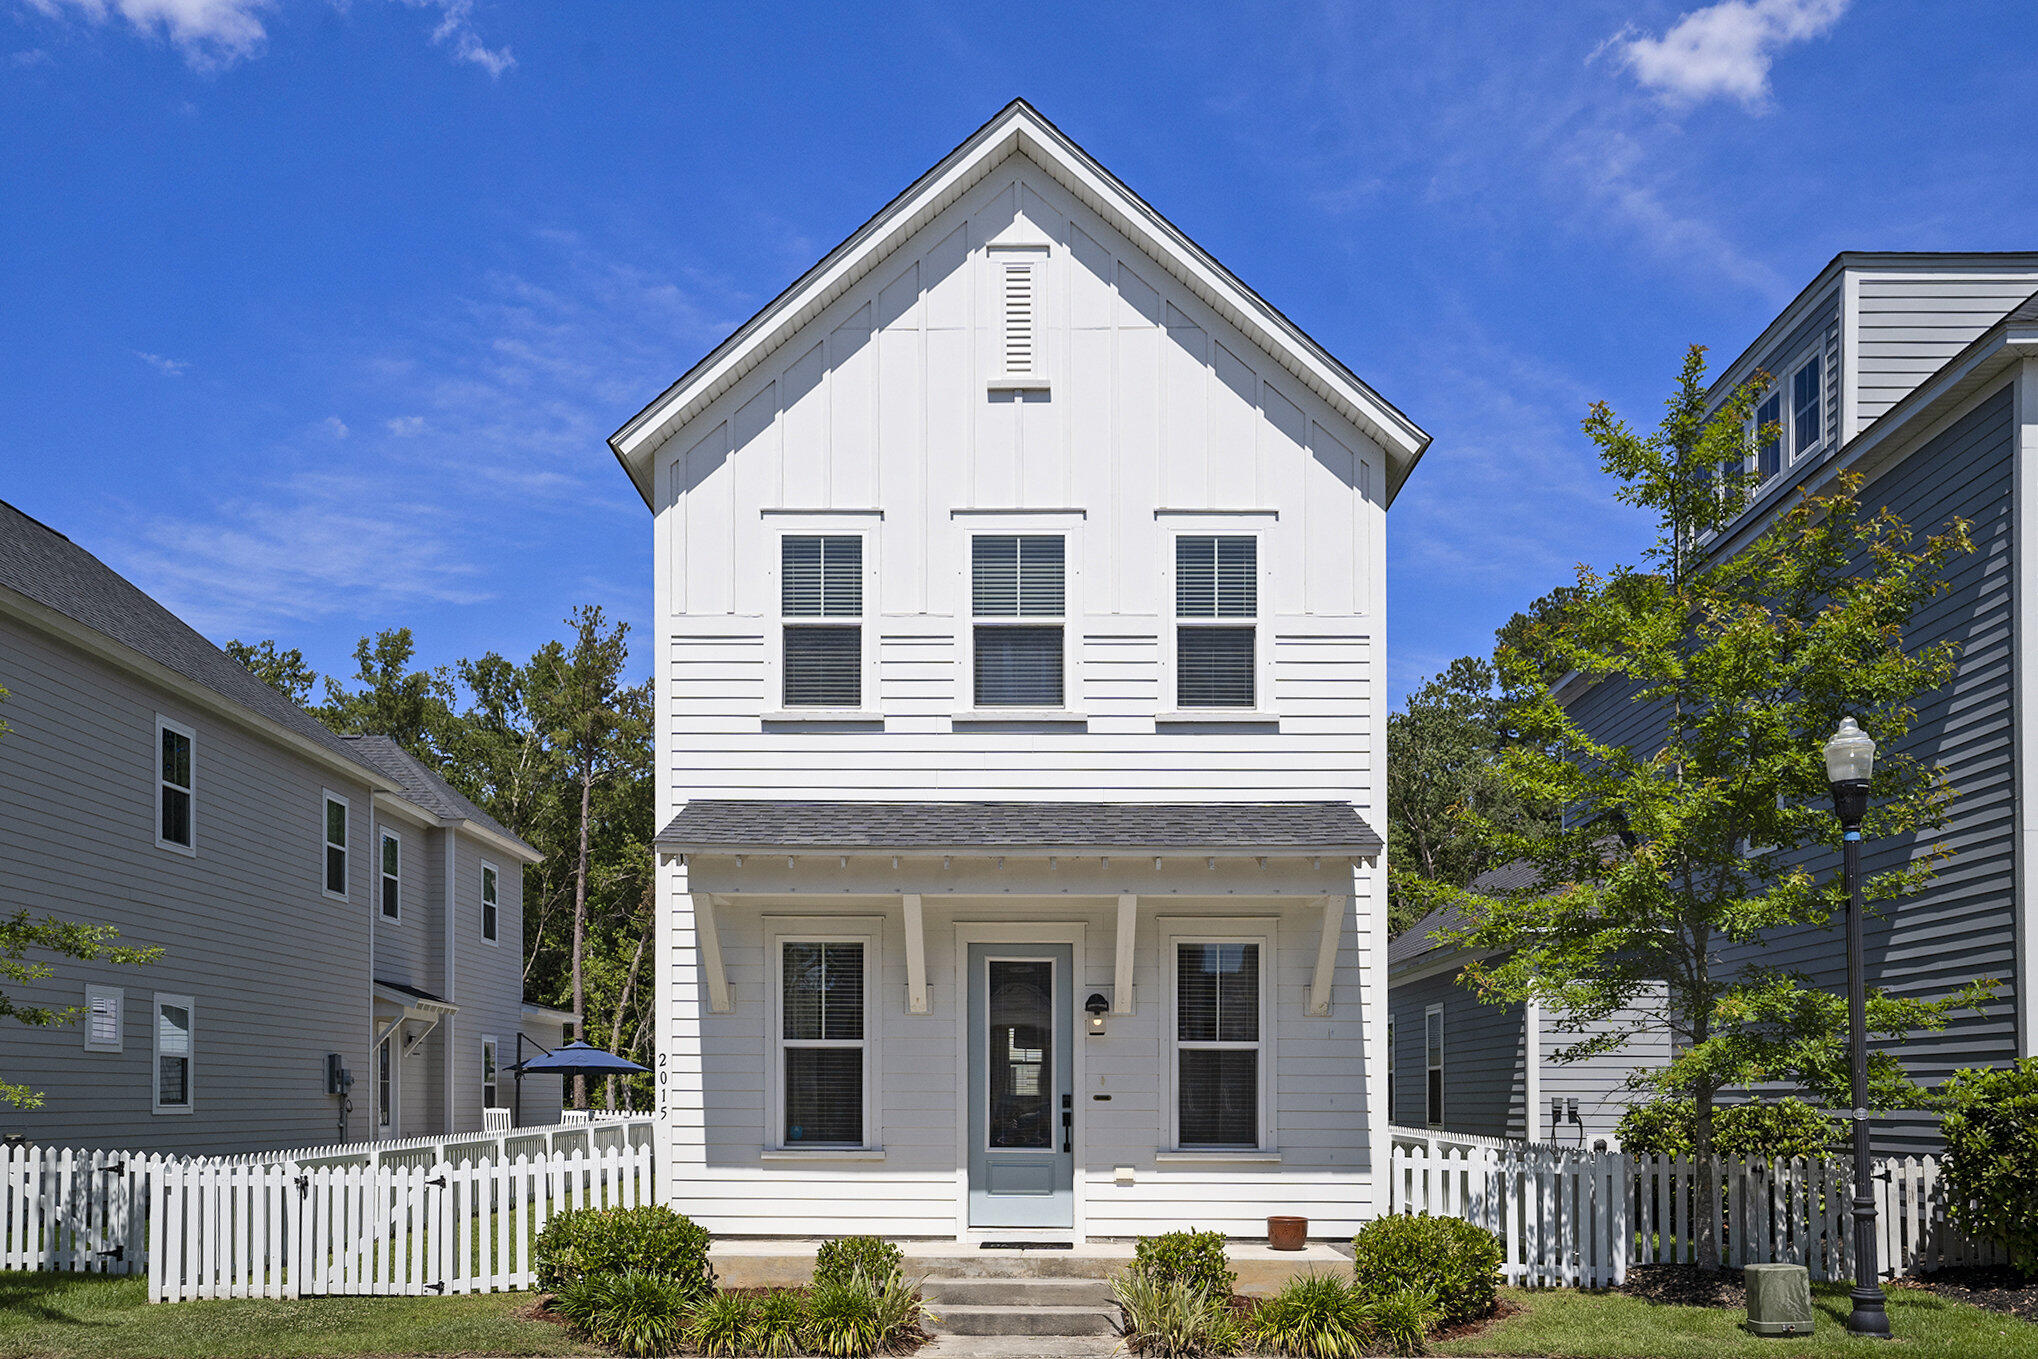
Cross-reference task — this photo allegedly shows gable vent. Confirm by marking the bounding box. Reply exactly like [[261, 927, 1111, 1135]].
[[1002, 261, 1036, 377]]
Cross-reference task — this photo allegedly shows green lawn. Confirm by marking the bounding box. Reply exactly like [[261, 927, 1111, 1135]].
[[1435, 1282, 2038, 1359], [0, 1271, 602, 1359]]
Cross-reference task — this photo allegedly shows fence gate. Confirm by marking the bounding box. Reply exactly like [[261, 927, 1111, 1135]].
[[2, 1145, 151, 1274]]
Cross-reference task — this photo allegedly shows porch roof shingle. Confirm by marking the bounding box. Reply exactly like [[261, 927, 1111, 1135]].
[[656, 799, 1383, 858]]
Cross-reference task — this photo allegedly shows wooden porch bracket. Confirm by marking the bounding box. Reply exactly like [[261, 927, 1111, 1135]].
[[1114, 893, 1136, 1014], [903, 893, 929, 1013], [693, 893, 733, 1013], [1307, 895, 1344, 1017]]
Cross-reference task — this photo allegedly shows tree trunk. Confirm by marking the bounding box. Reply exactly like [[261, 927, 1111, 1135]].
[[604, 927, 648, 1110], [571, 752, 592, 1109]]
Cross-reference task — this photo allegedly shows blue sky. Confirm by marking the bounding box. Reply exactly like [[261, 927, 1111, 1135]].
[[4, 1, 2034, 705]]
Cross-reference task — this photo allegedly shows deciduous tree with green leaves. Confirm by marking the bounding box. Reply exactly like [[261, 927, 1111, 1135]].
[[1421, 345, 1991, 1266]]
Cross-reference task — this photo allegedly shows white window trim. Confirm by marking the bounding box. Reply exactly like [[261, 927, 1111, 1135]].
[[1425, 1002, 1445, 1129], [379, 829, 402, 922], [1744, 344, 1825, 491], [84, 983, 123, 1054], [1163, 923, 1277, 1153], [481, 1034, 501, 1109], [1162, 527, 1271, 717], [766, 916, 883, 1153], [377, 1033, 396, 1130], [322, 790, 350, 902], [152, 992, 194, 1115], [479, 860, 500, 945], [154, 714, 196, 856], [964, 528, 1077, 714], [768, 525, 879, 718]]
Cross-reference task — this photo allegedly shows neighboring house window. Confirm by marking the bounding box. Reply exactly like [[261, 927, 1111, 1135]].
[[777, 939, 867, 1146], [1750, 351, 1823, 487], [1174, 941, 1263, 1148], [1175, 535, 1257, 708], [972, 534, 1065, 707], [324, 792, 349, 898], [84, 984, 123, 1054], [153, 994, 194, 1113], [377, 1036, 394, 1129], [481, 862, 499, 943], [380, 831, 401, 920], [1424, 1003, 1445, 1128], [1754, 389, 1782, 482], [155, 716, 195, 853], [1385, 1016, 1395, 1125], [1791, 353, 1822, 459], [781, 534, 863, 708], [481, 1036, 500, 1108]]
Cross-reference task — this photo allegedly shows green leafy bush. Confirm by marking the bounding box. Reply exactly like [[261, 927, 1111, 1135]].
[[1367, 1286, 1439, 1357], [532, 1204, 712, 1297], [1247, 1273, 1371, 1359], [1111, 1271, 1243, 1357], [684, 1290, 755, 1358], [553, 1269, 694, 1357], [1132, 1229, 1236, 1300], [1350, 1214, 1500, 1328], [1615, 1097, 1839, 1160], [746, 1288, 810, 1358], [813, 1234, 906, 1289], [1940, 1058, 2038, 1275], [803, 1271, 928, 1358]]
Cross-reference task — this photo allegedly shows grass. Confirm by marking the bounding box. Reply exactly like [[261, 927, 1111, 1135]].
[[0, 1270, 603, 1359], [1434, 1282, 2038, 1359]]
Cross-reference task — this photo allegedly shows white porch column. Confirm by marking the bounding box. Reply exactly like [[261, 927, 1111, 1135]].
[[1113, 893, 1136, 1013], [903, 893, 929, 1013]]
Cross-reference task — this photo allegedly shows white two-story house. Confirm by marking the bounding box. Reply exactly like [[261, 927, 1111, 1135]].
[[609, 102, 1429, 1242]]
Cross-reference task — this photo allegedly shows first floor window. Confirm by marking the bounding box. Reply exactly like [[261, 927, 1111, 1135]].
[[1175, 941, 1262, 1148], [377, 1036, 394, 1128], [1385, 1017, 1395, 1124], [781, 534, 863, 707], [324, 793, 349, 897], [1425, 1004, 1445, 1128], [85, 984, 123, 1053], [380, 831, 401, 919], [156, 717, 195, 851], [779, 940, 866, 1145], [481, 862, 499, 942], [481, 1037, 500, 1108], [972, 534, 1065, 707], [154, 994, 193, 1112]]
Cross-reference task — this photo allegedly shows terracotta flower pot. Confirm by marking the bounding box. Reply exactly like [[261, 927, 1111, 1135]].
[[1267, 1215, 1307, 1251]]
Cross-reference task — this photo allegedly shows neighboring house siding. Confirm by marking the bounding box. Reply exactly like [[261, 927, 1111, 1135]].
[[449, 831, 530, 1132], [1539, 989, 1671, 1147], [0, 615, 375, 1154], [1388, 968, 1523, 1141], [1854, 273, 2038, 425]]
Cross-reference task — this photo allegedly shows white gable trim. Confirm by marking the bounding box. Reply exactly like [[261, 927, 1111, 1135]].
[[610, 100, 1429, 505]]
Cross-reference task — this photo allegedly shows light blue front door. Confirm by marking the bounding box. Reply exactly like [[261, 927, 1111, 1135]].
[[966, 943, 1074, 1230]]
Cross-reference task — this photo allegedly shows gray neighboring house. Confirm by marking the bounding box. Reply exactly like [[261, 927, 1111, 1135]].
[[1554, 254, 2038, 1154], [0, 498, 565, 1154]]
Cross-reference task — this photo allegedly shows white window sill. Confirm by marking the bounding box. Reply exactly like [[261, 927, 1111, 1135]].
[[1155, 711, 1278, 725], [953, 710, 1087, 723], [986, 376, 1050, 392], [762, 710, 885, 724], [1155, 1148, 1282, 1164], [761, 1147, 887, 1161], [155, 839, 197, 858]]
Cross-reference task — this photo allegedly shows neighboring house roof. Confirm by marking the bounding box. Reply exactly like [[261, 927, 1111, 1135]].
[[339, 733, 541, 861], [1388, 858, 1542, 968], [0, 498, 387, 782], [609, 99, 1432, 506], [656, 799, 1384, 858]]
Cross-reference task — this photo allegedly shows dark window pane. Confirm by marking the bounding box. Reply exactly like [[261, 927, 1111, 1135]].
[[483, 902, 497, 940], [158, 1056, 189, 1107], [1793, 357, 1821, 453], [161, 787, 191, 847], [1757, 392, 1781, 480], [326, 845, 347, 895], [1179, 1049, 1257, 1146], [974, 626, 1063, 706], [382, 877, 399, 918], [1177, 627, 1255, 708], [1428, 1068, 1444, 1126], [785, 1048, 862, 1144], [783, 626, 861, 707], [782, 536, 861, 618], [987, 960, 1053, 1150], [783, 942, 863, 1041], [161, 728, 191, 788], [326, 799, 347, 848], [1177, 943, 1258, 1042]]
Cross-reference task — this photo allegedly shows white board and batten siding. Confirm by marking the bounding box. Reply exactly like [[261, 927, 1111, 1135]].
[[641, 114, 1402, 1240]]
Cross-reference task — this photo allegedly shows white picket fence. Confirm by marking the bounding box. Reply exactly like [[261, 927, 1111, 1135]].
[[214, 1112, 652, 1173], [1389, 1141, 2007, 1288], [148, 1140, 657, 1302]]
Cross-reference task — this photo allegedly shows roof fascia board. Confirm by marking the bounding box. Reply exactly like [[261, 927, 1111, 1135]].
[[1390, 944, 1491, 986], [0, 584, 399, 795], [377, 789, 544, 864], [665, 842, 1376, 861]]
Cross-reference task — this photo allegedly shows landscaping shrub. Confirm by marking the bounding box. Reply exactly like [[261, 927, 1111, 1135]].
[[684, 1290, 756, 1357], [1366, 1286, 1439, 1357], [745, 1287, 810, 1358], [1940, 1058, 2038, 1275], [1247, 1272, 1371, 1359], [1349, 1214, 1500, 1328], [1111, 1271, 1243, 1357], [1131, 1228, 1236, 1300], [1614, 1097, 1839, 1161], [803, 1271, 927, 1358], [813, 1234, 906, 1289], [553, 1269, 694, 1357], [532, 1204, 712, 1297]]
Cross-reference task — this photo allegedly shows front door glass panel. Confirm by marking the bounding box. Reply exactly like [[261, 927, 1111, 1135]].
[[986, 960, 1052, 1150]]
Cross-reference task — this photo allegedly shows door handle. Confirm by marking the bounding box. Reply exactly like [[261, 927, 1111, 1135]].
[[1061, 1108, 1072, 1153]]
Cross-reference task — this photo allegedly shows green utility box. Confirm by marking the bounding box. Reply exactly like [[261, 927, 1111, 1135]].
[[1745, 1263, 1816, 1337]]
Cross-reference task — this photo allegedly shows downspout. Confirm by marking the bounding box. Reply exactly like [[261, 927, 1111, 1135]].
[[2015, 356, 2038, 1059], [1523, 994, 1541, 1143], [364, 788, 377, 1139], [445, 828, 458, 1134]]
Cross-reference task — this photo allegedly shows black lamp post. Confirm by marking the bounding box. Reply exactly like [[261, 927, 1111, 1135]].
[[1823, 717, 1891, 1338]]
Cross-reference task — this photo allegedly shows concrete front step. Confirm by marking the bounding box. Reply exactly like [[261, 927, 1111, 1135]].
[[921, 1276, 1115, 1307], [930, 1302, 1121, 1337]]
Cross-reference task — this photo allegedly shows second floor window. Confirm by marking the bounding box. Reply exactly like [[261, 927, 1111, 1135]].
[[156, 717, 194, 852], [972, 534, 1064, 707], [324, 794, 349, 897], [481, 863, 499, 942], [380, 831, 401, 920], [1176, 535, 1257, 708], [781, 535, 863, 708], [1755, 389, 1783, 481], [1791, 353, 1822, 456]]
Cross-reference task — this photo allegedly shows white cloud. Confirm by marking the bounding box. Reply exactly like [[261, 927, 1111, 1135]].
[[135, 349, 189, 376], [385, 414, 426, 435], [396, 0, 512, 76], [11, 47, 55, 65], [320, 415, 349, 439], [27, 0, 272, 70], [1618, 0, 1850, 110]]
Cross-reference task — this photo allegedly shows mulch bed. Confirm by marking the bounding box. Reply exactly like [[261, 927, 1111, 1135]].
[[1427, 1297, 1524, 1343], [1889, 1267, 2038, 1324], [1621, 1264, 1747, 1309]]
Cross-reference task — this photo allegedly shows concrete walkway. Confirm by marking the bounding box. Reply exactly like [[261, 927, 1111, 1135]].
[[916, 1336, 1126, 1359]]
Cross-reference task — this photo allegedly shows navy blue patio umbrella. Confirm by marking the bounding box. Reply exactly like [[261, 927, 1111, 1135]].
[[512, 1040, 649, 1116]]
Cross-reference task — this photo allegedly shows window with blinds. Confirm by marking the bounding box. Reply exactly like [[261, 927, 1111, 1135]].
[[84, 984, 122, 1053], [1175, 942, 1261, 1148], [155, 994, 194, 1112], [782, 535, 864, 708], [780, 941, 866, 1145], [972, 534, 1065, 707], [1176, 535, 1257, 708]]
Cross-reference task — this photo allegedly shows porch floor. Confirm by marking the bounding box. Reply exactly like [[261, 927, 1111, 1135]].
[[711, 1237, 1354, 1294]]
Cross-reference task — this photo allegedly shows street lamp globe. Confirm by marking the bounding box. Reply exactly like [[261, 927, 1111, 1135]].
[[1824, 717, 1877, 786]]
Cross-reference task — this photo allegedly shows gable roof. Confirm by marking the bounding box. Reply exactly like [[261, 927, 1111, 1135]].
[[0, 498, 387, 783], [339, 734, 541, 862], [610, 99, 1430, 506]]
